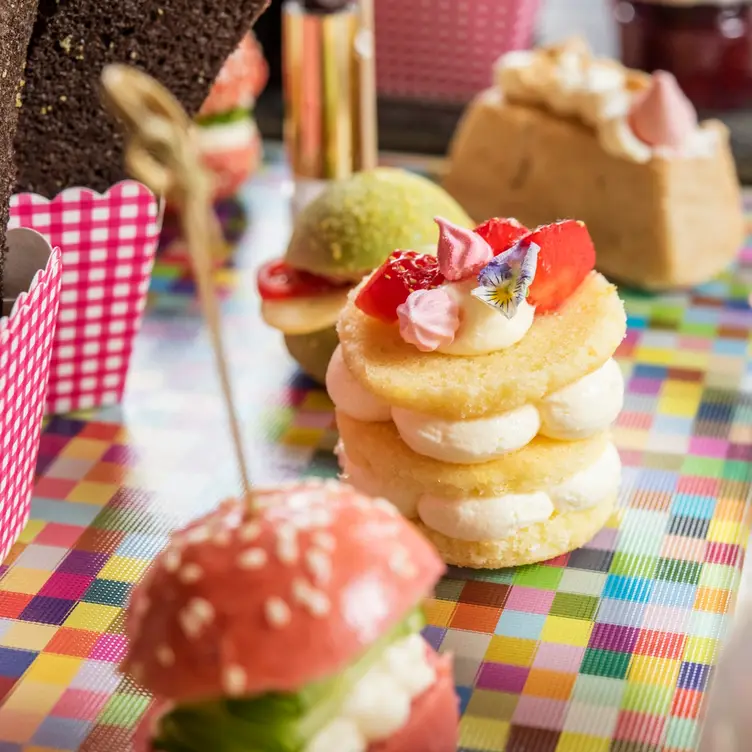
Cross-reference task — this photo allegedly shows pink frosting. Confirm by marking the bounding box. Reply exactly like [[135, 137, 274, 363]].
[[397, 288, 460, 352], [628, 71, 698, 150], [435, 216, 493, 281]]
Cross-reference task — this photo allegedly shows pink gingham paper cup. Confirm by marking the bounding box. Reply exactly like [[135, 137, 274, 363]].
[[0, 228, 62, 563], [9, 181, 162, 414]]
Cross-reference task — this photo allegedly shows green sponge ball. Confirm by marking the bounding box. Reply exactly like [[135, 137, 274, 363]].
[[286, 168, 472, 278]]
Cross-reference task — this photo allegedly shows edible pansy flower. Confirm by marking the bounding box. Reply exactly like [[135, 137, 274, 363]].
[[471, 239, 539, 318]]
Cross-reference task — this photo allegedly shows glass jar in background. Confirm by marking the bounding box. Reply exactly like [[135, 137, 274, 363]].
[[614, 1, 752, 178]]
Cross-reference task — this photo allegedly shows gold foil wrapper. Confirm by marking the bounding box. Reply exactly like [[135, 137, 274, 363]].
[[283, 1, 360, 180]]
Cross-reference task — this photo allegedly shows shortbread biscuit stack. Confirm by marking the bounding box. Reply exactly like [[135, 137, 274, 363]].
[[329, 216, 627, 569]]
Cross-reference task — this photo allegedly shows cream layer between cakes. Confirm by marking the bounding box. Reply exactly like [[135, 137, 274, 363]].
[[328, 345, 624, 464]]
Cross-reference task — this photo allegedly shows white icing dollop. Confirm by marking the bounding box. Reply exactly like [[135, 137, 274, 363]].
[[539, 358, 624, 440], [326, 346, 391, 422], [391, 403, 541, 464], [438, 280, 535, 356]]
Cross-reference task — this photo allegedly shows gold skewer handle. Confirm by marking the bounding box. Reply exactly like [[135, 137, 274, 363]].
[[100, 64, 252, 499]]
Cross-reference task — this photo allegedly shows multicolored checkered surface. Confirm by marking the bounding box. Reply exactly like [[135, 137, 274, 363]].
[[1, 150, 752, 751]]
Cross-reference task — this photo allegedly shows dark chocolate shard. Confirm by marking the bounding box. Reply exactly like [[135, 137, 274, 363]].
[[15, 0, 270, 197], [0, 0, 39, 297]]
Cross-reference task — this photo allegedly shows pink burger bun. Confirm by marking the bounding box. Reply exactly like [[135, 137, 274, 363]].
[[123, 480, 446, 704], [134, 652, 458, 752]]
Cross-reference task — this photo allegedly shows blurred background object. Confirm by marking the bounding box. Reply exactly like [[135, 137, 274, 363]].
[[614, 0, 752, 181], [253, 0, 752, 181]]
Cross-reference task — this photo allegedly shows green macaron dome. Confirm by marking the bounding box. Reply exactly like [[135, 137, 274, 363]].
[[284, 327, 339, 385], [285, 168, 473, 278]]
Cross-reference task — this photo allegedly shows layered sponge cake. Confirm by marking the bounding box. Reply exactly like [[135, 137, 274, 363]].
[[329, 216, 627, 568]]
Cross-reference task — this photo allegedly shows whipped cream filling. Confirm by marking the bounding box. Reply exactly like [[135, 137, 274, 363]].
[[198, 117, 256, 154], [330, 352, 625, 464], [341, 442, 621, 543], [306, 634, 436, 752], [417, 441, 621, 541], [389, 358, 623, 463], [538, 358, 624, 440], [327, 346, 391, 423], [392, 403, 540, 465], [438, 280, 534, 355]]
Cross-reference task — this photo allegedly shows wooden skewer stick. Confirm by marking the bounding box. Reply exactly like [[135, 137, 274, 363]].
[[355, 0, 378, 171], [100, 64, 252, 499]]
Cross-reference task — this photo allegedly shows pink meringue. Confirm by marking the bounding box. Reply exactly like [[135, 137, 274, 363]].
[[396, 288, 460, 352], [628, 71, 698, 150], [435, 216, 493, 281]]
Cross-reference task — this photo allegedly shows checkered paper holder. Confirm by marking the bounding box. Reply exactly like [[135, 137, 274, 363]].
[[0, 228, 62, 564], [9, 182, 163, 415]]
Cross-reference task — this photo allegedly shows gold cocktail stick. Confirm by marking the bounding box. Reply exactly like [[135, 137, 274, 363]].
[[100, 64, 251, 499]]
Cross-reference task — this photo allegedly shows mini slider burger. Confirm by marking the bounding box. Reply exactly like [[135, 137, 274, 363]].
[[196, 31, 268, 200], [124, 480, 459, 752], [257, 168, 472, 383]]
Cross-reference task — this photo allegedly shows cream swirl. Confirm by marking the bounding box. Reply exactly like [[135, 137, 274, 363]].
[[326, 346, 391, 422], [391, 404, 540, 465], [396, 288, 460, 353], [438, 280, 534, 356], [435, 216, 493, 281], [538, 358, 624, 440]]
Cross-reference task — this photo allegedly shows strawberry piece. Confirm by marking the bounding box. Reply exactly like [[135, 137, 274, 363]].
[[474, 217, 529, 255], [356, 251, 445, 323], [257, 259, 348, 301], [525, 220, 596, 313]]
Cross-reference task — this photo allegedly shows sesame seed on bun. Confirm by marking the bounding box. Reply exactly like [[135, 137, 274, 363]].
[[123, 480, 445, 704]]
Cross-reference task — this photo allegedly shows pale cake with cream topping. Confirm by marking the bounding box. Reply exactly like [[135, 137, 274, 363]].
[[330, 215, 626, 568], [442, 39, 743, 290]]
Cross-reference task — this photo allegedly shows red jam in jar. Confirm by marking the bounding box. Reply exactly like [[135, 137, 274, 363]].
[[615, 1, 752, 111]]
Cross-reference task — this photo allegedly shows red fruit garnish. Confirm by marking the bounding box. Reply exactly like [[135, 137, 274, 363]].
[[474, 217, 529, 255], [525, 220, 596, 313], [257, 259, 347, 301], [356, 251, 445, 323]]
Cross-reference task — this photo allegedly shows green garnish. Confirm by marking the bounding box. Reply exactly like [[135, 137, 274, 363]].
[[153, 609, 426, 752], [195, 109, 252, 128]]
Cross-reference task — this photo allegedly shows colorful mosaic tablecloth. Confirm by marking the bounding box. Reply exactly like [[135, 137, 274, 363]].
[[1, 150, 751, 752]]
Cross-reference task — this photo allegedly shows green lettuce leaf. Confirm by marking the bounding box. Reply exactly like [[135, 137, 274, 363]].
[[153, 608, 426, 752]]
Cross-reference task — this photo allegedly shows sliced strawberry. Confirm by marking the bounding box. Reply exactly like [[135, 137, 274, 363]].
[[356, 251, 445, 323], [525, 220, 596, 313], [474, 217, 529, 255], [257, 259, 348, 301]]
